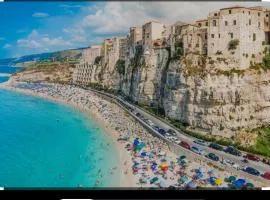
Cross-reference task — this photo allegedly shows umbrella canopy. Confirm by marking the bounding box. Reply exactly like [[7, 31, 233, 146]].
[[246, 182, 254, 189], [179, 155, 186, 160], [179, 176, 189, 184], [150, 177, 159, 184], [209, 177, 217, 185], [228, 176, 237, 183], [196, 173, 204, 179], [160, 163, 169, 171], [233, 179, 246, 189], [215, 179, 223, 185]]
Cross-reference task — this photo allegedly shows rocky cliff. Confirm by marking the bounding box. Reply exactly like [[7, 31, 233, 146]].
[[88, 49, 270, 141]]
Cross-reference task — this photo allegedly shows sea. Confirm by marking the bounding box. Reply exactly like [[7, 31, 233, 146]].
[[0, 65, 120, 188]]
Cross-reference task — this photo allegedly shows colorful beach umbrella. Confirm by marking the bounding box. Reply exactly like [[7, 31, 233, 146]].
[[233, 179, 246, 189], [215, 179, 223, 185], [246, 183, 254, 189]]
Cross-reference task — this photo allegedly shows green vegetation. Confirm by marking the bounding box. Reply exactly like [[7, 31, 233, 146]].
[[252, 126, 270, 157], [173, 40, 184, 59], [94, 56, 103, 65], [87, 82, 116, 94], [116, 59, 125, 75], [228, 39, 239, 51], [216, 68, 245, 77]]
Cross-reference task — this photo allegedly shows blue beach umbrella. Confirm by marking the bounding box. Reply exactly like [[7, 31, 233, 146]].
[[233, 179, 246, 189]]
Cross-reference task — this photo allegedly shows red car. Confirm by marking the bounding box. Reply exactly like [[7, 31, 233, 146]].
[[179, 141, 191, 149], [263, 172, 270, 180], [243, 154, 260, 162]]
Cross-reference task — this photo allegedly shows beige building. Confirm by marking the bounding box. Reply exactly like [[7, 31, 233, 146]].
[[72, 62, 92, 85], [207, 6, 270, 68], [174, 23, 208, 56], [81, 45, 102, 65], [128, 26, 143, 58], [142, 21, 165, 53]]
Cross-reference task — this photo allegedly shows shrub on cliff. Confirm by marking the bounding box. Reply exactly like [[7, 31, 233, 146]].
[[94, 56, 103, 65], [116, 59, 125, 75], [228, 39, 239, 51]]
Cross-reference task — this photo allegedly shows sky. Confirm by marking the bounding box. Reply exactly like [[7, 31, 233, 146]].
[[0, 1, 269, 59]]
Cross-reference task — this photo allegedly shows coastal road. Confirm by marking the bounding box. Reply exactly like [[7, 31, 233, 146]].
[[86, 88, 270, 183]]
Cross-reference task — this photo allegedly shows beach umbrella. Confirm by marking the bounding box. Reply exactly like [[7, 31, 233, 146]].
[[209, 177, 217, 185], [246, 183, 254, 189], [140, 152, 147, 157], [179, 176, 189, 184], [159, 163, 169, 172], [198, 167, 205, 173], [196, 172, 204, 180], [150, 177, 159, 184], [187, 181, 196, 188], [228, 176, 237, 183], [179, 155, 186, 160], [233, 179, 246, 189], [215, 179, 223, 186]]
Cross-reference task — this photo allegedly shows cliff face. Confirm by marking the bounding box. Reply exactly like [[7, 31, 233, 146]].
[[163, 55, 270, 137], [118, 52, 270, 137]]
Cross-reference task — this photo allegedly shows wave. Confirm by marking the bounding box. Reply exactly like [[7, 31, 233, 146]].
[[0, 73, 11, 77]]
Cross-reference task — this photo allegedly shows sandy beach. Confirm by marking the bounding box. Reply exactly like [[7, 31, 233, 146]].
[[0, 80, 267, 189]]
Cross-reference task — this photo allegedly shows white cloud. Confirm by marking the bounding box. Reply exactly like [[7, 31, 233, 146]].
[[32, 12, 50, 18], [79, 2, 268, 34], [3, 44, 12, 49], [17, 30, 72, 51]]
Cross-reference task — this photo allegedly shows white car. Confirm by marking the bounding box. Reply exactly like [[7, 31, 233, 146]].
[[232, 163, 241, 170], [174, 139, 181, 144]]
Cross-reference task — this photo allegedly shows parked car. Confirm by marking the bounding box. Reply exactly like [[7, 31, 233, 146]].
[[191, 146, 205, 155], [224, 146, 242, 156], [262, 158, 270, 165], [243, 166, 260, 176], [179, 141, 191, 149], [241, 159, 249, 164], [174, 139, 181, 144], [232, 163, 241, 170], [263, 172, 270, 180], [166, 129, 177, 136], [147, 120, 155, 127], [206, 153, 219, 161], [221, 159, 234, 166], [243, 154, 260, 162], [209, 143, 223, 151], [158, 128, 166, 136], [152, 126, 159, 131], [194, 139, 207, 146]]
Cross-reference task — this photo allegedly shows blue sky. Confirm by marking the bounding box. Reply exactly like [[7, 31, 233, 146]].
[[0, 1, 267, 59]]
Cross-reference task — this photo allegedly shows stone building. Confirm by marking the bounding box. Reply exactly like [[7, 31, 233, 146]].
[[142, 21, 165, 53], [128, 26, 142, 58], [72, 62, 92, 85], [81, 45, 102, 65], [207, 6, 270, 69], [174, 23, 208, 56]]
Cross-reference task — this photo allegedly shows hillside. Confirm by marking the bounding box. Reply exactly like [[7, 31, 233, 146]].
[[0, 48, 85, 66]]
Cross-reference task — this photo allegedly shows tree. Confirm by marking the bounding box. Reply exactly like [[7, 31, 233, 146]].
[[228, 39, 239, 51]]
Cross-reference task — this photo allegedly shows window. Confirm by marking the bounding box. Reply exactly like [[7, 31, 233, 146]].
[[214, 13, 217, 16], [206, 22, 208, 26], [230, 33, 233, 39], [198, 23, 202, 27], [258, 22, 261, 27], [213, 20, 216, 26], [219, 34, 220, 38], [225, 21, 228, 26], [249, 11, 250, 15], [243, 11, 245, 14], [258, 12, 261, 17], [233, 20, 236, 25], [249, 19, 251, 25], [211, 34, 215, 38], [267, 14, 269, 17], [253, 33, 256, 41], [229, 10, 231, 14], [205, 34, 207, 39]]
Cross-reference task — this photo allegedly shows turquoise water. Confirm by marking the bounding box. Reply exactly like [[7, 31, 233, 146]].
[[0, 65, 22, 83], [0, 89, 120, 188]]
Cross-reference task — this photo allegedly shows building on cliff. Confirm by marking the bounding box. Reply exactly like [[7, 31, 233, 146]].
[[72, 45, 102, 85], [128, 26, 143, 58], [142, 21, 166, 54], [207, 6, 270, 69]]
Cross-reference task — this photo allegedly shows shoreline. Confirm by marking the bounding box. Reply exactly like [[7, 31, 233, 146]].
[[0, 81, 137, 187], [1, 80, 268, 188]]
